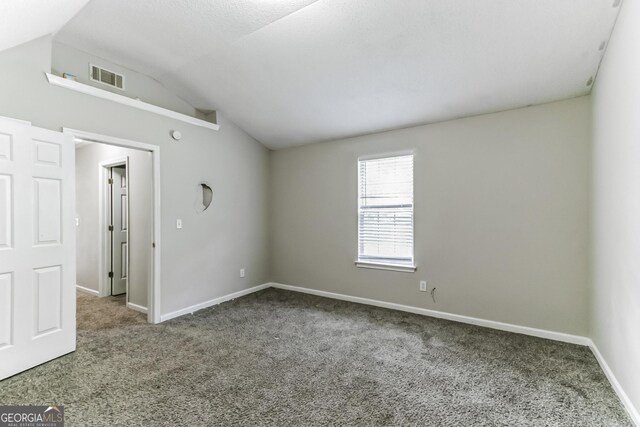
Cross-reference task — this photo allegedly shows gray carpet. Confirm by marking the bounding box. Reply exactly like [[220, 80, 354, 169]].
[[0, 288, 631, 426]]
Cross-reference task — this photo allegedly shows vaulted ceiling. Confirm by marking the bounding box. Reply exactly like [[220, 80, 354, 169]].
[[55, 0, 620, 149], [0, 0, 89, 52]]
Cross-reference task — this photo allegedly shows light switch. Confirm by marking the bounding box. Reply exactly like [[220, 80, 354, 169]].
[[176, 219, 182, 229], [419, 281, 427, 292]]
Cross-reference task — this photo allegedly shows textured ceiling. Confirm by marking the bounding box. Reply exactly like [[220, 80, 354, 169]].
[[0, 0, 89, 52], [57, 0, 620, 149]]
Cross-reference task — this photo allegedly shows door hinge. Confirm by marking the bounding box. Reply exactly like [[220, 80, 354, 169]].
[[108, 225, 114, 231], [152, 242, 156, 248], [108, 178, 113, 185], [108, 272, 114, 278]]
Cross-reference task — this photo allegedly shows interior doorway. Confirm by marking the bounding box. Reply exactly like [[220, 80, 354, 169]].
[[68, 128, 161, 324]]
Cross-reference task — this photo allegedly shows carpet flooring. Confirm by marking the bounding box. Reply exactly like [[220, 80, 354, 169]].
[[0, 288, 631, 426]]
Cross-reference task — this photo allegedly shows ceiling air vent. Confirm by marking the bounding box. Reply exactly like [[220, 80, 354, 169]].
[[89, 64, 124, 90]]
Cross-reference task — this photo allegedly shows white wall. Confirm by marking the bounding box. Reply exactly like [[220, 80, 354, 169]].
[[0, 36, 270, 318], [591, 0, 640, 419], [270, 97, 590, 336], [76, 143, 152, 309]]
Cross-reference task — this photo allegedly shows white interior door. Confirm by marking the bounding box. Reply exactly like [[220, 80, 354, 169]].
[[0, 116, 76, 380], [110, 165, 128, 296]]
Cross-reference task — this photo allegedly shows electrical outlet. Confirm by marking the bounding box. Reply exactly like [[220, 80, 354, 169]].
[[240, 268, 245, 278], [176, 219, 182, 229], [419, 280, 427, 292]]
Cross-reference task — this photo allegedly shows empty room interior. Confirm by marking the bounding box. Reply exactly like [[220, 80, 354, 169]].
[[0, 0, 639, 425]]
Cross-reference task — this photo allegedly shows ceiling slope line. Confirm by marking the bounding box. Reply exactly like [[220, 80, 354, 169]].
[[588, 0, 624, 92], [156, 0, 325, 84], [238, 0, 324, 41]]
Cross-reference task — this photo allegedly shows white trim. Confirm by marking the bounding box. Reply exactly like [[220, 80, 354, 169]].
[[76, 285, 99, 296], [66, 128, 159, 152], [358, 149, 416, 161], [160, 283, 271, 322], [588, 340, 640, 426], [355, 261, 416, 273], [267, 282, 590, 346], [47, 73, 219, 131], [64, 128, 162, 324], [127, 302, 148, 315], [98, 156, 129, 299]]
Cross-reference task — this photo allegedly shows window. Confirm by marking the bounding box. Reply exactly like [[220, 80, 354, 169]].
[[357, 154, 415, 271]]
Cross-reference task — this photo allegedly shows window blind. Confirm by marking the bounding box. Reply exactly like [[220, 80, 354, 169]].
[[358, 154, 414, 266]]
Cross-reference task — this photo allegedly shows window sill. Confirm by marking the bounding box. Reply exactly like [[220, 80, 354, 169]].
[[355, 261, 416, 273]]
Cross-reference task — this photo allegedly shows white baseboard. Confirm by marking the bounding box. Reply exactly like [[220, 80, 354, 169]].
[[127, 302, 148, 314], [76, 285, 99, 296], [267, 282, 590, 346], [159, 283, 271, 322], [589, 340, 640, 426]]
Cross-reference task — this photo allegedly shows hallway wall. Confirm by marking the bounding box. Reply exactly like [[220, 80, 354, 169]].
[[76, 143, 152, 309]]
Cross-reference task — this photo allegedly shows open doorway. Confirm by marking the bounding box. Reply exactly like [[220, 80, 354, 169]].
[[69, 129, 161, 324]]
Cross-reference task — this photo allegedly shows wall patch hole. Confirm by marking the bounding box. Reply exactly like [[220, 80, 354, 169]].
[[201, 184, 213, 210], [195, 182, 214, 213]]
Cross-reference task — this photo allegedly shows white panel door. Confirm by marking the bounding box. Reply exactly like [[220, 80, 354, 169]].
[[111, 166, 128, 296], [0, 116, 76, 380]]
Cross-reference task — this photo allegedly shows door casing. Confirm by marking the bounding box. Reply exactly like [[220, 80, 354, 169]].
[[65, 128, 161, 324]]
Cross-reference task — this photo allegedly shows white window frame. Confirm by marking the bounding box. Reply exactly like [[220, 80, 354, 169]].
[[355, 152, 416, 273]]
